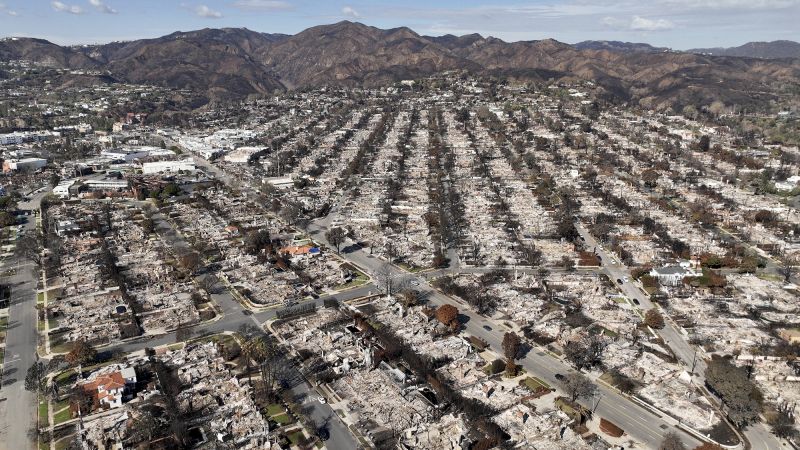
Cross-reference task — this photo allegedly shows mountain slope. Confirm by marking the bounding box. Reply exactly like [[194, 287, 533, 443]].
[[1, 24, 798, 109], [573, 40, 669, 53], [688, 40, 800, 59], [257, 21, 479, 88], [0, 37, 99, 68]]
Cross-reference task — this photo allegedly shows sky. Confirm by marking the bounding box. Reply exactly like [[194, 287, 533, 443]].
[[0, 0, 798, 49]]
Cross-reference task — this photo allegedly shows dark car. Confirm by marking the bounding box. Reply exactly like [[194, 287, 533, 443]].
[[554, 373, 565, 381], [482, 325, 492, 331], [632, 299, 640, 305], [616, 278, 623, 284]]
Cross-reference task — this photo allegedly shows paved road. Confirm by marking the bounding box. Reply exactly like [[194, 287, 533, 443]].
[[0, 189, 49, 450], [306, 219, 703, 449]]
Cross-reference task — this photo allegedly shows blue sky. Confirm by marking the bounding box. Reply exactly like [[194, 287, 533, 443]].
[[0, 0, 798, 49]]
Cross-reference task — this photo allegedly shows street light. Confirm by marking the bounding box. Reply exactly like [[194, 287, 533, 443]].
[[592, 392, 603, 413]]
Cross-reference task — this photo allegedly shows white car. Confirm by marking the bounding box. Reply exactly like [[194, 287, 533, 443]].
[[317, 396, 327, 404]]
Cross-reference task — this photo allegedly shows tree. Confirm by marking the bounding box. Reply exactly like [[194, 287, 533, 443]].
[[505, 359, 518, 378], [564, 336, 606, 370], [241, 335, 271, 384], [698, 135, 711, 152], [560, 372, 596, 402], [141, 217, 155, 235], [177, 251, 202, 274], [24, 360, 47, 393], [15, 232, 41, 266], [373, 262, 404, 298], [659, 432, 687, 450], [325, 227, 346, 254], [767, 405, 798, 440], [704, 357, 762, 427], [435, 304, 459, 327], [69, 385, 94, 416], [692, 444, 724, 450], [243, 229, 271, 255], [777, 256, 796, 283], [502, 332, 520, 360], [199, 273, 219, 294], [66, 340, 97, 373], [644, 309, 666, 329]]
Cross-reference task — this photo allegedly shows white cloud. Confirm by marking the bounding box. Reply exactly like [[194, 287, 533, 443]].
[[195, 4, 223, 18], [51, 1, 84, 14], [232, 0, 291, 10], [602, 15, 674, 31], [7, 10, 17, 16], [89, 0, 117, 14], [630, 15, 674, 30], [341, 5, 361, 18], [658, 0, 799, 9]]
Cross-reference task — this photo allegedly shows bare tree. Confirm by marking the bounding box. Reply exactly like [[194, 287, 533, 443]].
[[198, 273, 219, 295], [325, 227, 347, 254], [659, 432, 687, 450], [560, 372, 596, 402], [15, 232, 42, 266], [373, 262, 405, 299], [777, 256, 796, 283]]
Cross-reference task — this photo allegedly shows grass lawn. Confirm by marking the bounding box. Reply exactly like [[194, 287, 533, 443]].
[[54, 370, 76, 387], [266, 403, 284, 416], [521, 376, 549, 392], [272, 413, 293, 425], [0, 316, 8, 328], [52, 407, 72, 425], [38, 397, 49, 427], [756, 272, 784, 282], [335, 273, 369, 291], [37, 292, 44, 304], [54, 437, 72, 450], [287, 430, 304, 445]]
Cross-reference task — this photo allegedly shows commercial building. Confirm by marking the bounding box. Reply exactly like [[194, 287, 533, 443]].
[[2, 157, 47, 173], [142, 158, 196, 175]]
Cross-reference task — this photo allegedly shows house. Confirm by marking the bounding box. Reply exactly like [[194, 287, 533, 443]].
[[649, 262, 700, 286], [80, 367, 137, 409]]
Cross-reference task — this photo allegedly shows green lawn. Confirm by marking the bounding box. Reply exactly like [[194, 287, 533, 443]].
[[0, 316, 9, 328], [287, 430, 304, 445], [38, 397, 49, 427], [272, 413, 293, 425], [266, 403, 284, 416], [37, 292, 44, 304], [52, 407, 72, 425], [54, 370, 76, 387]]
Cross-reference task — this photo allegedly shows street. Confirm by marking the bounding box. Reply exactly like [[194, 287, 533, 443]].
[[0, 189, 49, 450]]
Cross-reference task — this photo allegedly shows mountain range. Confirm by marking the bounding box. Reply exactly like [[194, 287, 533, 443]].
[[1, 22, 798, 109], [688, 40, 800, 59]]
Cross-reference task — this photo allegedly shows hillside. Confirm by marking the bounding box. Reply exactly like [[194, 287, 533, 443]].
[[688, 40, 800, 59], [1, 23, 798, 109]]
